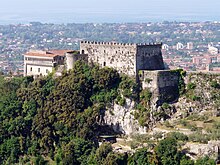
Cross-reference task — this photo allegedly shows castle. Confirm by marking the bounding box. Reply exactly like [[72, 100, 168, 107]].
[[24, 41, 165, 78], [24, 41, 180, 105], [80, 41, 165, 77]]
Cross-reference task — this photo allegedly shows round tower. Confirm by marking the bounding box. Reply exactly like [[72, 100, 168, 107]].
[[65, 52, 76, 71]]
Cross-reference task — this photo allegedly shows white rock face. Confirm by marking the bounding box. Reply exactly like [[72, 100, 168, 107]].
[[184, 141, 220, 158], [104, 99, 148, 135]]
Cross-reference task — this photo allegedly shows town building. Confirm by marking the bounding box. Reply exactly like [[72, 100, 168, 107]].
[[24, 49, 88, 77], [176, 42, 184, 50], [187, 42, 194, 50], [162, 44, 169, 50], [24, 50, 73, 77], [208, 45, 219, 55]]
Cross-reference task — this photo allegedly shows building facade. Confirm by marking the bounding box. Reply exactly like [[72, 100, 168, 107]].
[[24, 50, 72, 77], [24, 49, 88, 77]]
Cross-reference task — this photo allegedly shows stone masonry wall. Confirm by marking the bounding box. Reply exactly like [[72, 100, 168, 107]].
[[136, 44, 165, 71], [65, 52, 88, 71], [80, 41, 165, 77], [140, 70, 180, 106], [80, 41, 137, 77]]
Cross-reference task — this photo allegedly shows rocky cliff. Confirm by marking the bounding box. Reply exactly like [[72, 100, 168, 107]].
[[104, 71, 220, 135], [104, 98, 148, 135]]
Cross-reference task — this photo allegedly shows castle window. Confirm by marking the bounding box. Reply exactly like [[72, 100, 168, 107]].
[[30, 67, 32, 72], [104, 50, 106, 53], [38, 68, 40, 73], [103, 62, 106, 66], [82, 50, 85, 54], [116, 51, 117, 54], [46, 69, 49, 73]]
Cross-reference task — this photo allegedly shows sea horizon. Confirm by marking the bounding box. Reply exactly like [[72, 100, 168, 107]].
[[0, 10, 219, 25]]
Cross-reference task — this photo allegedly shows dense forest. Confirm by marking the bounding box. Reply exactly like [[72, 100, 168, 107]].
[[0, 61, 216, 164]]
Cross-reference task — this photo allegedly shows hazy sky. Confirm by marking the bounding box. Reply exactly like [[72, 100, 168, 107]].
[[0, 0, 219, 23], [1, 0, 218, 11]]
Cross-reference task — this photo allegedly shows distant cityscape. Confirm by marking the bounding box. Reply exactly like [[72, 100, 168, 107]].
[[1, 21, 220, 75], [162, 41, 220, 72]]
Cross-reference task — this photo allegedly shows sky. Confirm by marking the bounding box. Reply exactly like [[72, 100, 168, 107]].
[[0, 0, 220, 23]]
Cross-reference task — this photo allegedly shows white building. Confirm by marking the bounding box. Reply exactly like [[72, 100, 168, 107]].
[[176, 42, 184, 50], [187, 42, 194, 50], [208, 45, 219, 55], [24, 50, 72, 77], [24, 49, 88, 77], [162, 44, 169, 50]]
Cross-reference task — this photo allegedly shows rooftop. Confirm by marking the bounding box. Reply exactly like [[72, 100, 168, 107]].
[[24, 50, 76, 57]]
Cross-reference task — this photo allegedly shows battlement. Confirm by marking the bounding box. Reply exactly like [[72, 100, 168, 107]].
[[80, 41, 162, 47], [80, 41, 135, 46], [137, 42, 162, 47]]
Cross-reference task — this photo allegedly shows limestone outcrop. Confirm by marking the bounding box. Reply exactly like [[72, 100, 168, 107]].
[[103, 71, 220, 135], [104, 99, 148, 135]]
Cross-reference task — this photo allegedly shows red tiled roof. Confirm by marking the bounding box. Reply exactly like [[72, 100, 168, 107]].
[[24, 50, 77, 57], [49, 50, 75, 56], [25, 52, 57, 57]]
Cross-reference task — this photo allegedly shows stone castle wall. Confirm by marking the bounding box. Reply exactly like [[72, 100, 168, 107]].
[[80, 41, 137, 77], [136, 44, 165, 71], [65, 52, 88, 71], [80, 41, 165, 77], [140, 70, 180, 106]]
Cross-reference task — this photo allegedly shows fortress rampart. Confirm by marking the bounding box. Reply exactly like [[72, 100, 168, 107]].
[[140, 70, 180, 106], [80, 41, 164, 77]]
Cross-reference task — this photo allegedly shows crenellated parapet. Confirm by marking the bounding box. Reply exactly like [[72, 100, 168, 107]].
[[80, 41, 162, 47], [137, 43, 162, 48], [80, 40, 135, 46]]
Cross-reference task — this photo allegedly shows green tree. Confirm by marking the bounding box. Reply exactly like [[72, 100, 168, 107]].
[[155, 137, 181, 165], [104, 152, 127, 165], [180, 155, 194, 165], [95, 142, 113, 164], [128, 148, 150, 165], [61, 138, 95, 165], [195, 156, 215, 165]]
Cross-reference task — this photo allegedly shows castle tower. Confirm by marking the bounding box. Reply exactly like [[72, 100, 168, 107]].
[[65, 51, 88, 71], [65, 52, 76, 71]]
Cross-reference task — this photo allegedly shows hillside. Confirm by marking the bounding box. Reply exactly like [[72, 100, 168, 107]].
[[0, 61, 219, 164]]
